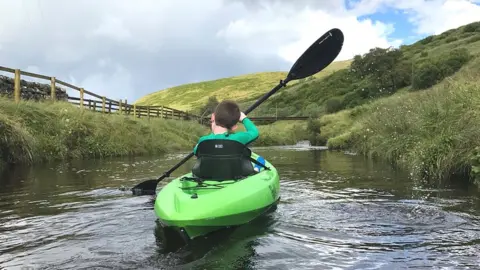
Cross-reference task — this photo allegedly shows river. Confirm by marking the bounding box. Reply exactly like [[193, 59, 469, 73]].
[[1, 145, 479, 269]]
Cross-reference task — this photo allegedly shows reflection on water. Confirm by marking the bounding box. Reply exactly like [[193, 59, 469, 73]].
[[1, 147, 480, 269]]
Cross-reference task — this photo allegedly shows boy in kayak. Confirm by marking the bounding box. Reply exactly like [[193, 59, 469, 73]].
[[193, 100, 265, 172]]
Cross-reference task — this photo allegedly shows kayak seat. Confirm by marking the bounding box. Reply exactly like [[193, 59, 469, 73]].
[[192, 139, 256, 181]]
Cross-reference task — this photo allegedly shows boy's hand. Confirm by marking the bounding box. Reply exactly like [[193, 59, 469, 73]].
[[239, 112, 247, 121]]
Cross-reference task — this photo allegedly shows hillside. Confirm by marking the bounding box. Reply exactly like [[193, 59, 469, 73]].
[[142, 20, 480, 187], [249, 21, 480, 118], [316, 21, 480, 187], [0, 96, 208, 167], [135, 60, 352, 112]]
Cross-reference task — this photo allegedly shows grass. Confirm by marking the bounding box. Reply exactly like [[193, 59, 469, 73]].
[[254, 121, 309, 146], [321, 56, 480, 186], [134, 60, 352, 112], [0, 97, 208, 167]]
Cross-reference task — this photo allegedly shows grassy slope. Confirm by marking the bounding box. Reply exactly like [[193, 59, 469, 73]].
[[0, 97, 207, 166], [320, 22, 480, 186], [135, 60, 352, 112]]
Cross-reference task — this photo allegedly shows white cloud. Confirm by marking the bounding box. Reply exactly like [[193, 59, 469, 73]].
[[217, 3, 401, 63], [0, 0, 478, 102], [351, 0, 480, 35]]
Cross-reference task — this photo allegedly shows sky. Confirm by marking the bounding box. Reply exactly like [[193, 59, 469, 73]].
[[0, 0, 479, 102]]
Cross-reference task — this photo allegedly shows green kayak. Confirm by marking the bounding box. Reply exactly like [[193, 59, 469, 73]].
[[154, 148, 280, 241]]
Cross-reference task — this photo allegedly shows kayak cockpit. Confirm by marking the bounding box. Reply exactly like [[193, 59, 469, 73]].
[[191, 139, 266, 181]]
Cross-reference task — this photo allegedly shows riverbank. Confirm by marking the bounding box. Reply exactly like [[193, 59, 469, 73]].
[[321, 58, 480, 186], [254, 121, 308, 146], [0, 96, 309, 169], [0, 97, 208, 167]]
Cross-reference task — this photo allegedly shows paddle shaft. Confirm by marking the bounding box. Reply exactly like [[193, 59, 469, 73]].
[[244, 78, 291, 114], [131, 28, 344, 194], [159, 78, 291, 180]]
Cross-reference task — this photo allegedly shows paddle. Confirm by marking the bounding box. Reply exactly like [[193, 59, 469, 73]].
[[131, 28, 344, 196]]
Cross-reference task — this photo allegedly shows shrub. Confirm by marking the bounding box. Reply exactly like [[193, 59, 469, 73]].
[[325, 97, 343, 113], [463, 21, 480, 33], [342, 91, 365, 108], [465, 35, 480, 44], [306, 118, 326, 146], [412, 48, 471, 90], [412, 60, 443, 89], [419, 36, 434, 45], [445, 36, 458, 43]]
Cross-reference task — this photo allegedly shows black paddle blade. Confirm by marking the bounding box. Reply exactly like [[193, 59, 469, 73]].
[[287, 28, 344, 81], [131, 179, 158, 196]]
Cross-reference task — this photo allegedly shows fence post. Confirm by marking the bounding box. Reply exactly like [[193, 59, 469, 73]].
[[108, 101, 112, 113], [160, 106, 164, 118], [119, 99, 122, 114], [102, 97, 106, 113], [80, 88, 84, 109], [14, 69, 21, 103], [134, 104, 137, 118], [147, 107, 150, 119], [50, 77, 56, 101]]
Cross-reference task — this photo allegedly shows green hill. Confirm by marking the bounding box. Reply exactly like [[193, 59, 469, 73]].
[[247, 21, 480, 118], [315, 21, 480, 187], [137, 20, 480, 187], [134, 60, 352, 112]]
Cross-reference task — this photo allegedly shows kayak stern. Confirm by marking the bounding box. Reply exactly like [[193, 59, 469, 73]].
[[153, 153, 280, 240]]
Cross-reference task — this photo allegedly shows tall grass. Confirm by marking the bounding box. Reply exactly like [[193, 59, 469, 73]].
[[0, 97, 207, 166], [324, 60, 480, 185], [353, 74, 480, 184], [254, 121, 308, 146]]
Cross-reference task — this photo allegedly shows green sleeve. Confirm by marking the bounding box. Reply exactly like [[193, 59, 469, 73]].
[[237, 118, 259, 144], [193, 136, 207, 155]]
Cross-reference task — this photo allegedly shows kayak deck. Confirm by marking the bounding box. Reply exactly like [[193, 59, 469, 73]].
[[154, 152, 280, 240]]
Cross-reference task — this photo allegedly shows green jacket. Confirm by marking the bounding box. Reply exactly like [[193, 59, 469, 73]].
[[193, 118, 259, 154]]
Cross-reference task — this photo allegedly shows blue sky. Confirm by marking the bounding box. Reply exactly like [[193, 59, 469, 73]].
[[359, 8, 422, 44], [0, 0, 479, 102]]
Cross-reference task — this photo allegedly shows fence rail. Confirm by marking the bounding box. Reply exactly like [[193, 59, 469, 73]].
[[0, 65, 201, 121], [0, 65, 311, 124]]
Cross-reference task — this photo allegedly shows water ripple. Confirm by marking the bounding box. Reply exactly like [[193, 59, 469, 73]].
[[1, 149, 479, 269]]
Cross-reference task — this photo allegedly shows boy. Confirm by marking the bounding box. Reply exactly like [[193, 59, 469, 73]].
[[193, 100, 258, 153], [193, 100, 264, 171]]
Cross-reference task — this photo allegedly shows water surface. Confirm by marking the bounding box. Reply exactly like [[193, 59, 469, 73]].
[[1, 146, 479, 269]]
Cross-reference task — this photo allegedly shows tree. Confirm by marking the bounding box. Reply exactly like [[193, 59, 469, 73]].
[[198, 96, 219, 116]]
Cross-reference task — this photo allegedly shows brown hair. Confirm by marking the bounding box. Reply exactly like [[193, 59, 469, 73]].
[[214, 100, 240, 130]]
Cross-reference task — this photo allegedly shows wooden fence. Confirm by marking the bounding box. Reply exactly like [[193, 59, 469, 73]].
[[0, 65, 200, 120]]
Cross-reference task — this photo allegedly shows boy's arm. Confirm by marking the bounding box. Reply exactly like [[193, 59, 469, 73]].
[[237, 117, 259, 144]]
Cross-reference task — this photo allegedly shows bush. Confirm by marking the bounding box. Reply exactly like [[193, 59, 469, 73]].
[[306, 118, 326, 146], [325, 97, 343, 113], [197, 96, 219, 116], [463, 21, 480, 33], [419, 36, 434, 45], [412, 48, 471, 90], [304, 103, 323, 118], [342, 91, 365, 108], [445, 36, 458, 43], [465, 35, 480, 44], [412, 60, 443, 89]]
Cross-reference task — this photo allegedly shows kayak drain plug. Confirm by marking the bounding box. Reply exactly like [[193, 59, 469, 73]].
[[191, 193, 198, 199]]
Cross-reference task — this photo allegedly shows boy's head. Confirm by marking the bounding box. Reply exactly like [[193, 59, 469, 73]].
[[211, 100, 240, 131]]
